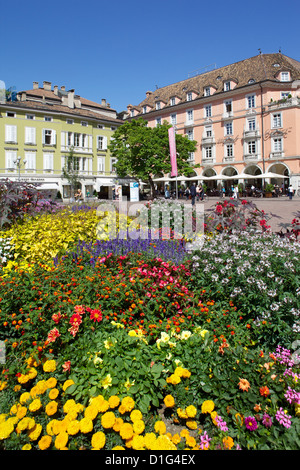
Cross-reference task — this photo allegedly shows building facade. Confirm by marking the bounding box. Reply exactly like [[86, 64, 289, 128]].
[[0, 81, 124, 200], [126, 52, 300, 193]]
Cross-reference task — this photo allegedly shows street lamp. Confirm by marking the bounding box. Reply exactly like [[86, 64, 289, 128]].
[[13, 156, 26, 181]]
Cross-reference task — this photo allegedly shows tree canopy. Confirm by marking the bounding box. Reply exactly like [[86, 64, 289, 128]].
[[108, 118, 197, 196]]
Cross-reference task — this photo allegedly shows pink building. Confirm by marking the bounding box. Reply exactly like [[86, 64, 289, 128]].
[[126, 52, 300, 194]]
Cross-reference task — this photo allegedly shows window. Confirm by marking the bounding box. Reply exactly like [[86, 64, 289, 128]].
[[97, 157, 105, 172], [204, 87, 210, 96], [273, 137, 283, 152], [205, 146, 212, 158], [247, 95, 256, 108], [156, 102, 161, 110], [188, 152, 195, 162], [248, 141, 256, 154], [74, 133, 80, 147], [43, 129, 56, 145], [170, 97, 175, 106], [225, 121, 233, 135], [224, 81, 231, 91], [5, 150, 17, 170], [43, 153, 53, 171], [226, 144, 233, 157], [97, 135, 107, 150], [187, 128, 194, 140], [272, 113, 282, 128], [66, 119, 74, 124], [187, 92, 192, 101], [6, 112, 15, 118], [26, 114, 35, 120], [25, 127, 36, 144], [97, 124, 104, 129], [187, 109, 193, 122], [81, 157, 88, 171], [5, 124, 17, 143], [247, 118, 256, 131], [281, 72, 290, 82], [224, 100, 232, 113], [156, 117, 162, 126], [281, 92, 290, 99], [205, 105, 211, 118], [44, 116, 53, 122], [205, 125, 212, 137], [143, 106, 147, 114], [111, 126, 116, 131], [170, 113, 177, 125], [24, 152, 36, 171], [82, 134, 87, 148], [111, 158, 117, 173], [81, 121, 88, 127]]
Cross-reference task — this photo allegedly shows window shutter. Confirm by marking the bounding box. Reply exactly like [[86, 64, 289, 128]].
[[61, 131, 66, 147], [5, 125, 17, 142], [42, 129, 46, 144], [103, 136, 108, 150], [51, 130, 56, 145]]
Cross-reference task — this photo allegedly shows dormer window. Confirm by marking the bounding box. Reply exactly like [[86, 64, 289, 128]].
[[143, 106, 147, 114], [187, 92, 193, 101], [156, 101, 161, 110], [204, 87, 210, 97], [224, 81, 231, 91], [280, 71, 290, 82], [170, 97, 176, 106]]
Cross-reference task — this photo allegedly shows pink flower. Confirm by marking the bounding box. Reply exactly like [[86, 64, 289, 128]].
[[245, 416, 258, 431], [52, 312, 62, 324], [47, 327, 61, 343], [62, 361, 71, 373]]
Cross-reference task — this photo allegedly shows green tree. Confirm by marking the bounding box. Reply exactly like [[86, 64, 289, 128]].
[[108, 118, 197, 197], [62, 146, 81, 201]]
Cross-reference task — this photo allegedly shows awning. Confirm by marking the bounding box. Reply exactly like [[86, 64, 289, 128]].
[[37, 183, 59, 190]]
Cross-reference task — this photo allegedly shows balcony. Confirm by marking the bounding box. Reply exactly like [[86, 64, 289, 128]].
[[201, 136, 215, 145], [243, 129, 260, 139], [223, 155, 235, 163], [270, 151, 285, 159], [201, 157, 215, 166], [244, 153, 260, 162], [268, 97, 299, 110]]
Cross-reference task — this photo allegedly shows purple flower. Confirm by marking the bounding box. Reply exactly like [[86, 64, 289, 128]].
[[215, 415, 228, 432], [275, 407, 292, 429], [262, 413, 273, 428], [285, 386, 300, 405], [245, 416, 258, 431], [199, 431, 211, 450]]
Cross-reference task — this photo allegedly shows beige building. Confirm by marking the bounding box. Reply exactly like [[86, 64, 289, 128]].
[[126, 52, 300, 195]]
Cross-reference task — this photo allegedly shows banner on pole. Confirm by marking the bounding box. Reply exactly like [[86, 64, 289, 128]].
[[168, 127, 177, 177]]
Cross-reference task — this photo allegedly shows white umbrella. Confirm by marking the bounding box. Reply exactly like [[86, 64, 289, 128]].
[[259, 171, 286, 179], [227, 173, 259, 180]]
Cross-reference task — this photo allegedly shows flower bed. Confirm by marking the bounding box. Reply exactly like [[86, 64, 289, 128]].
[[0, 200, 300, 450]]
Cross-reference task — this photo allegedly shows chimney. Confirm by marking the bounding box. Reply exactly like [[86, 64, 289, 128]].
[[21, 92, 27, 101], [43, 81, 52, 91], [61, 86, 66, 91], [146, 91, 152, 97], [33, 81, 39, 89], [68, 89, 75, 109], [53, 85, 58, 95], [101, 98, 107, 107]]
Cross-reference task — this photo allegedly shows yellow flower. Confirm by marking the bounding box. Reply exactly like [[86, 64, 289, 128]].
[[49, 388, 59, 400], [164, 395, 175, 408], [177, 408, 188, 419], [22, 444, 32, 450], [131, 434, 145, 450], [43, 360, 56, 373], [112, 445, 125, 450], [223, 436, 234, 450], [27, 367, 38, 380], [201, 400, 215, 414], [144, 432, 157, 449], [181, 369, 191, 379], [19, 392, 31, 404], [54, 431, 68, 450], [46, 377, 57, 389], [130, 409, 143, 422], [84, 405, 98, 421], [121, 396, 135, 412], [101, 373, 112, 390], [91, 431, 106, 450], [113, 417, 124, 432], [101, 411, 116, 429], [124, 378, 135, 390], [62, 379, 75, 392], [186, 405, 197, 418], [108, 395, 120, 409], [186, 435, 196, 448], [119, 422, 134, 440], [16, 417, 30, 433], [211, 411, 218, 425], [172, 433, 181, 444], [16, 406, 27, 420], [154, 420, 166, 435], [151, 434, 177, 450], [186, 420, 197, 430], [0, 419, 14, 439], [67, 420, 80, 436], [27, 423, 42, 441], [166, 374, 181, 385], [38, 435, 52, 450], [63, 399, 77, 414], [80, 417, 93, 434], [45, 401, 58, 417], [133, 419, 145, 435], [29, 398, 42, 413]]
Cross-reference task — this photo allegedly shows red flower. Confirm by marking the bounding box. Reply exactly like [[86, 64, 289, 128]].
[[216, 204, 223, 214], [69, 313, 82, 326], [260, 386, 270, 397], [90, 309, 103, 322]]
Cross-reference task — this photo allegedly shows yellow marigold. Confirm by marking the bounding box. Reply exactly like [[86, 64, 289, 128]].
[[54, 431, 68, 450], [180, 428, 190, 438], [223, 436, 234, 450], [186, 435, 196, 448], [63, 399, 77, 414], [144, 432, 157, 449], [84, 405, 98, 421], [0, 381, 7, 391], [174, 366, 185, 377], [16, 417, 30, 433], [186, 420, 198, 430], [29, 385, 39, 399], [166, 374, 181, 385], [62, 379, 75, 392], [201, 400, 215, 414], [130, 409, 143, 422], [108, 395, 120, 409], [113, 417, 124, 432], [119, 422, 134, 440], [151, 434, 177, 450], [17, 374, 30, 385], [36, 380, 47, 394], [91, 431, 106, 450], [22, 444, 32, 450], [45, 401, 58, 417], [49, 388, 59, 400], [67, 420, 80, 436], [38, 435, 52, 450], [27, 423, 42, 441], [154, 420, 166, 435], [16, 406, 27, 420], [27, 417, 35, 430], [186, 405, 197, 418], [43, 360, 56, 373], [101, 411, 116, 429], [0, 419, 14, 440], [172, 433, 181, 444], [112, 445, 125, 450], [14, 385, 21, 392], [164, 395, 175, 408], [47, 420, 56, 436], [29, 398, 42, 413], [10, 404, 19, 415], [20, 392, 31, 404], [46, 377, 57, 389], [118, 404, 127, 414], [131, 434, 145, 450], [80, 417, 93, 434], [211, 411, 218, 425], [27, 367, 38, 380], [177, 408, 188, 419], [133, 419, 145, 435], [121, 396, 135, 412], [52, 419, 68, 435]]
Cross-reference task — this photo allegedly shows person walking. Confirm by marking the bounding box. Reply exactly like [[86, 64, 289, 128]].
[[190, 183, 197, 206], [288, 183, 294, 200]]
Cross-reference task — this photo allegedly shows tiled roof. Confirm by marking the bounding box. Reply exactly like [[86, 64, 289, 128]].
[[132, 53, 300, 113]]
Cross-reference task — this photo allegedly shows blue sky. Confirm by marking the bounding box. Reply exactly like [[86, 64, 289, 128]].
[[1, 0, 300, 113]]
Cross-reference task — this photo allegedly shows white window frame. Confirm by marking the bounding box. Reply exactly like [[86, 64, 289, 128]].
[[187, 92, 192, 101], [205, 125, 212, 137], [43, 153, 54, 171], [186, 128, 194, 140], [156, 101, 161, 110], [81, 121, 88, 127], [170, 97, 176, 106], [6, 112, 16, 118], [97, 156, 105, 173], [273, 137, 283, 152], [225, 121, 233, 136], [111, 157, 117, 173], [5, 150, 17, 171], [226, 143, 233, 157], [248, 140, 256, 154], [170, 113, 177, 125], [281, 71, 290, 82], [25, 127, 36, 144], [5, 124, 17, 143], [247, 117, 256, 131], [44, 116, 53, 122], [97, 135, 108, 150], [205, 146, 212, 158], [224, 81, 231, 91], [24, 151, 36, 171], [42, 129, 56, 145], [247, 94, 256, 109], [205, 105, 212, 118], [224, 100, 232, 114], [66, 119, 74, 124], [187, 109, 194, 122], [272, 113, 282, 128], [156, 117, 162, 126], [26, 114, 35, 120]]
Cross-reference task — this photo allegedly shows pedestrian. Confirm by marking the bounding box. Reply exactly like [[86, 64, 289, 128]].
[[222, 186, 226, 198], [185, 187, 190, 200], [190, 183, 197, 206], [196, 185, 201, 201], [233, 185, 238, 199], [165, 185, 170, 199], [288, 183, 294, 200]]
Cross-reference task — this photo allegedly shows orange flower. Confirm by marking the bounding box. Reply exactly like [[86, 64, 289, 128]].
[[238, 378, 250, 392], [259, 386, 270, 397]]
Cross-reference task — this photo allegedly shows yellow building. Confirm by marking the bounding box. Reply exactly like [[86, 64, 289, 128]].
[[0, 81, 123, 200]]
